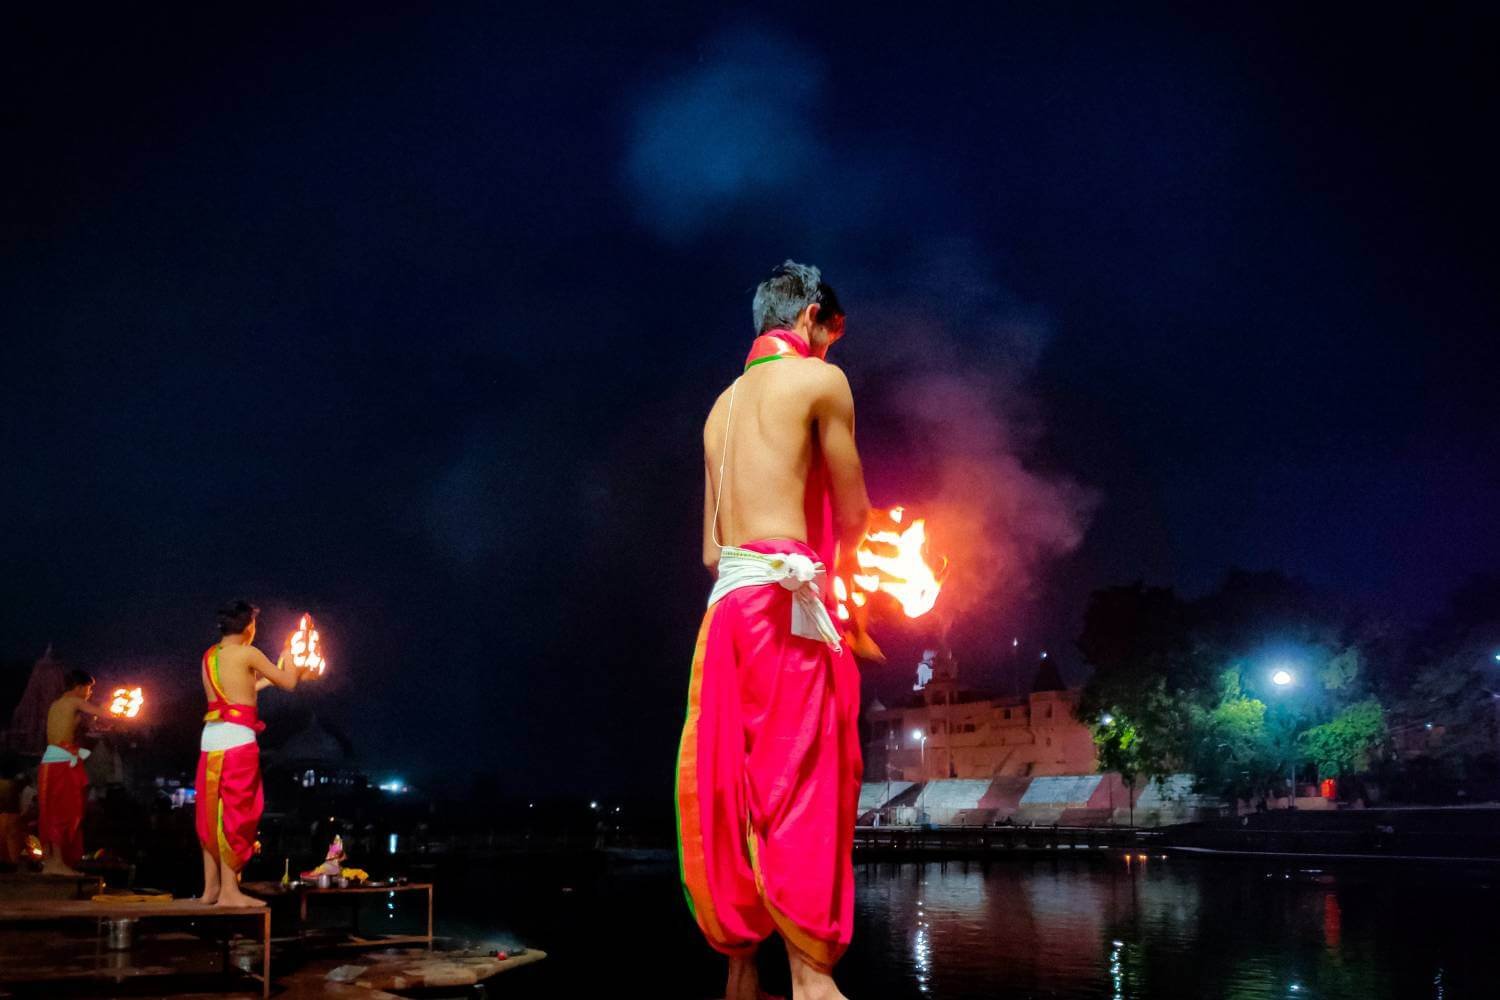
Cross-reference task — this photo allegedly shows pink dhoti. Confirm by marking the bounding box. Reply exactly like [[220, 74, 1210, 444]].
[[195, 717, 264, 872], [675, 538, 863, 972], [195, 645, 266, 872]]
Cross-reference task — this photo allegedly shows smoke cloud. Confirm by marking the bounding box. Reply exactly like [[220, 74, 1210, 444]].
[[853, 243, 1099, 621], [623, 26, 1099, 628], [622, 26, 826, 244]]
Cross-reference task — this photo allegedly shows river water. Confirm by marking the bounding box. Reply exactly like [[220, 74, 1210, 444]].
[[430, 851, 1492, 999]]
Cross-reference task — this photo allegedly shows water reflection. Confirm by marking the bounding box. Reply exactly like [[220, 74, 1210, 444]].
[[849, 858, 1490, 1000], [430, 851, 1491, 998], [912, 885, 930, 993]]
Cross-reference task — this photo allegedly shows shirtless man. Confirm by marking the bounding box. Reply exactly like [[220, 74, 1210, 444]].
[[38, 669, 105, 874], [676, 261, 871, 1000], [195, 600, 308, 907]]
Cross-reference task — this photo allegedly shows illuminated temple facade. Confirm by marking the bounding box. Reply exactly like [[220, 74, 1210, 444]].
[[864, 650, 1098, 782]]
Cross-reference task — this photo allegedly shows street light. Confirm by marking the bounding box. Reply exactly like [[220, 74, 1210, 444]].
[[1270, 668, 1296, 806], [912, 728, 928, 777]]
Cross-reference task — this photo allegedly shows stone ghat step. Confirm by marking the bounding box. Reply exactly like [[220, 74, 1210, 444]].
[[342, 947, 547, 990]]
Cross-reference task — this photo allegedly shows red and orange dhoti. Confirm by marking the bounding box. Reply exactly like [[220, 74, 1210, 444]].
[[38, 742, 90, 867], [676, 541, 863, 972], [195, 644, 265, 871], [676, 329, 863, 972]]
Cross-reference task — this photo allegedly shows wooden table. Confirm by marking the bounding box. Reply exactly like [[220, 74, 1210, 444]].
[[244, 881, 434, 949], [0, 898, 273, 998], [0, 871, 102, 901]]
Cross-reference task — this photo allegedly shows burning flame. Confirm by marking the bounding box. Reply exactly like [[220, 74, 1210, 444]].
[[109, 686, 144, 719], [837, 506, 948, 621], [290, 613, 327, 676]]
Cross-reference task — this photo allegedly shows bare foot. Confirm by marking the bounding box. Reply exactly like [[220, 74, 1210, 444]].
[[40, 860, 82, 877], [725, 954, 759, 1000], [194, 892, 220, 905], [214, 889, 266, 908], [788, 944, 848, 1000]]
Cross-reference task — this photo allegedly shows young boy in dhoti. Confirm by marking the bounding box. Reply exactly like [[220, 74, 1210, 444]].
[[677, 262, 872, 1000], [38, 669, 105, 875], [196, 600, 308, 907]]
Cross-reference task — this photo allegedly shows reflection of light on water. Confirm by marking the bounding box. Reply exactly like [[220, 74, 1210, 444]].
[[1110, 939, 1125, 1000], [1434, 967, 1445, 999], [912, 894, 931, 993]]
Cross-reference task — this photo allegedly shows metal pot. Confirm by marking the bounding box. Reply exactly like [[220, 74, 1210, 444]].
[[104, 917, 136, 950]]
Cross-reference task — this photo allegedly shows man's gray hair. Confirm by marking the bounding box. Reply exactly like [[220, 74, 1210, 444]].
[[751, 260, 842, 335]]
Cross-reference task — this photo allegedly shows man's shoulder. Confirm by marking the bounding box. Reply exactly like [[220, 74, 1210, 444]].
[[218, 644, 256, 667], [772, 356, 847, 389], [785, 357, 851, 402]]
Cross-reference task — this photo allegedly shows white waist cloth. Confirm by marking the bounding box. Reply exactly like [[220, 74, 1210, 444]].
[[41, 744, 90, 767], [708, 545, 842, 653], [201, 721, 258, 752]]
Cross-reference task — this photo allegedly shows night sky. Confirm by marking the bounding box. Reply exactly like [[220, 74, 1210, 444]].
[[3, 6, 1496, 798]]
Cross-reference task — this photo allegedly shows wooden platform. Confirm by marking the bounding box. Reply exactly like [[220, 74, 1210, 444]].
[[0, 898, 266, 919], [0, 897, 272, 998], [0, 871, 103, 902], [87, 947, 547, 999], [242, 881, 434, 950]]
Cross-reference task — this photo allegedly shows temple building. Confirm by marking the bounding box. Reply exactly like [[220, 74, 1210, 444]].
[[864, 649, 1098, 783], [1, 646, 67, 755]]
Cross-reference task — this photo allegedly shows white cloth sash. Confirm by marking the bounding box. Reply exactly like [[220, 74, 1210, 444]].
[[41, 744, 90, 767], [201, 721, 258, 752], [708, 545, 843, 653]]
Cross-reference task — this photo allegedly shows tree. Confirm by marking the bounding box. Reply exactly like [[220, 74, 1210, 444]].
[[1077, 572, 1398, 806], [1395, 580, 1500, 796], [1400, 649, 1500, 773], [1318, 647, 1362, 695], [1093, 715, 1144, 825], [1187, 671, 1280, 802], [1077, 584, 1207, 790], [1299, 699, 1387, 780]]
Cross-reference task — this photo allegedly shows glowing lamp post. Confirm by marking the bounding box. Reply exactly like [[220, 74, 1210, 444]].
[[108, 686, 145, 719], [912, 728, 928, 776], [1270, 667, 1296, 806], [289, 613, 327, 676]]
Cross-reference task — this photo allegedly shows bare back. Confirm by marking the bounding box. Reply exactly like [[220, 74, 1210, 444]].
[[45, 696, 86, 746], [202, 644, 261, 707], [702, 354, 869, 570], [705, 359, 820, 547]]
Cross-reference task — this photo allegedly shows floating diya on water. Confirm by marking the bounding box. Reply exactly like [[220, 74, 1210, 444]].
[[289, 613, 327, 676], [108, 686, 145, 719]]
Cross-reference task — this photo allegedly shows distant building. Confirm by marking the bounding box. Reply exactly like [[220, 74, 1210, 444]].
[[864, 650, 1098, 782], [1, 646, 67, 755], [262, 711, 369, 801]]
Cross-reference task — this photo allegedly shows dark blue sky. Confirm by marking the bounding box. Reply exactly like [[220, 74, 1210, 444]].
[[3, 5, 1495, 796]]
